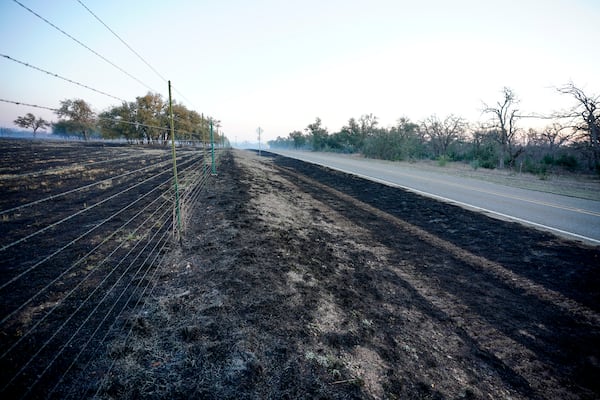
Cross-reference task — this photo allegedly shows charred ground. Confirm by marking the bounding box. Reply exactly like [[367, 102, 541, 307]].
[[91, 149, 599, 399]]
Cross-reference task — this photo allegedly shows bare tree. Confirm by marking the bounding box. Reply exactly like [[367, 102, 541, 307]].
[[540, 123, 573, 152], [421, 114, 467, 157], [556, 83, 600, 170], [483, 87, 523, 169], [14, 113, 50, 136]]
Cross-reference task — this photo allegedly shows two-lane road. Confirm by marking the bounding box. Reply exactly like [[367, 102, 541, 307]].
[[269, 150, 600, 245]]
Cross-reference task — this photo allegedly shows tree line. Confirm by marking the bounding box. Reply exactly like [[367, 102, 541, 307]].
[[14, 92, 225, 145], [268, 84, 600, 174]]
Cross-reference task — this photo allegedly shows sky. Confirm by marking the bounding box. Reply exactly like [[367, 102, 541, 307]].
[[0, 0, 598, 143]]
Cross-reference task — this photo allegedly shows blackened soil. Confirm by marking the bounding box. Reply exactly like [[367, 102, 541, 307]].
[[0, 140, 206, 399], [92, 150, 599, 400]]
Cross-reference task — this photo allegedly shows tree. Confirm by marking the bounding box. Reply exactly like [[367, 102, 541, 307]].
[[421, 114, 467, 157], [556, 83, 600, 171], [363, 117, 422, 161], [483, 87, 523, 169], [98, 102, 140, 142], [134, 92, 168, 144], [14, 113, 50, 136], [289, 130, 307, 149], [55, 99, 95, 140], [305, 117, 328, 151], [527, 123, 573, 153]]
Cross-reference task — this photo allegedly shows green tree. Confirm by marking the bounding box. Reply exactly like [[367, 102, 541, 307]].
[[135, 92, 167, 144], [14, 113, 50, 136], [306, 117, 328, 151], [363, 118, 422, 161], [55, 99, 95, 140], [98, 102, 140, 142], [289, 130, 307, 149]]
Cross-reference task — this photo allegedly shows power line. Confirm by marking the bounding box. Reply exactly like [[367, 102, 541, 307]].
[[12, 0, 158, 93], [0, 53, 126, 102]]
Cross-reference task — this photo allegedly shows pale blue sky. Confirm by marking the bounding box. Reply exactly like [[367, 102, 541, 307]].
[[1, 0, 598, 142]]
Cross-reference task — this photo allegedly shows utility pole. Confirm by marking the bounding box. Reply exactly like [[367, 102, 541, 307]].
[[257, 126, 263, 156]]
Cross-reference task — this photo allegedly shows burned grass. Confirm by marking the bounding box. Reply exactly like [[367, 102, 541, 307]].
[[89, 150, 599, 399]]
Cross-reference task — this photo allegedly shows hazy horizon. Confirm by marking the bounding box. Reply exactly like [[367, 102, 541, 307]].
[[1, 0, 598, 142]]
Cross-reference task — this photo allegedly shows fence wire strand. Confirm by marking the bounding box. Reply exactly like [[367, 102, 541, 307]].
[[1, 123, 221, 398]]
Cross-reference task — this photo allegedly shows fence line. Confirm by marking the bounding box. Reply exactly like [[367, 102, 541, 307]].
[[70, 228, 174, 400], [0, 152, 204, 329], [0, 153, 172, 216], [53, 223, 174, 399], [88, 156, 225, 399], [3, 196, 174, 394], [0, 150, 162, 183], [0, 171, 174, 328], [0, 142, 224, 398], [22, 202, 176, 397]]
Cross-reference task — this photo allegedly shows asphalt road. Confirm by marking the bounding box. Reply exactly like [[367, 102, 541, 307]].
[[269, 149, 600, 246]]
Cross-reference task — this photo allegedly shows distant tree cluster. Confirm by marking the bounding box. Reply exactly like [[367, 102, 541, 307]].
[[269, 84, 600, 174], [97, 92, 216, 144], [13, 93, 222, 145]]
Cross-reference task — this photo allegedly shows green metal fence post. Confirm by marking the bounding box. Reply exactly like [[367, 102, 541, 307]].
[[168, 80, 182, 238], [210, 120, 216, 175]]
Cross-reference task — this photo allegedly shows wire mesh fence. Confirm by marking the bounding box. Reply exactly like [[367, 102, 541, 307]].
[[0, 139, 223, 398]]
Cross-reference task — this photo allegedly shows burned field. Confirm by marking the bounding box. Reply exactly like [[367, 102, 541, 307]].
[[96, 150, 599, 399], [1, 141, 599, 399], [0, 139, 207, 399]]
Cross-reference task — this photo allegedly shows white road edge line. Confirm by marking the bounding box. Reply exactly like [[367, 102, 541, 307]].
[[277, 153, 600, 246]]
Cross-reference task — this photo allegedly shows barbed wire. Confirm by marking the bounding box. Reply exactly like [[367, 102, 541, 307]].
[[0, 97, 59, 112], [12, 0, 158, 93], [75, 0, 167, 84], [74, 0, 200, 111], [0, 53, 126, 103]]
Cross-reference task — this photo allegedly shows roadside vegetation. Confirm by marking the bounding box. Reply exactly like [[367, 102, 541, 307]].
[[268, 84, 600, 175]]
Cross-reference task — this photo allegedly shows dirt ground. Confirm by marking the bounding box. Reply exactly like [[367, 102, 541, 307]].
[[87, 149, 599, 399]]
